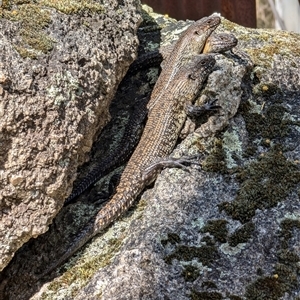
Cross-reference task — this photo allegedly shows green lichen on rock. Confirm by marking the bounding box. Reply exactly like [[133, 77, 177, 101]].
[[161, 232, 181, 247], [47, 70, 81, 106], [41, 236, 123, 299], [219, 146, 300, 223], [201, 219, 228, 243], [190, 290, 223, 300], [239, 84, 290, 146], [161, 229, 220, 269], [245, 276, 284, 300], [40, 0, 103, 15], [280, 218, 300, 246], [221, 18, 300, 68], [201, 281, 217, 289], [228, 222, 255, 247], [201, 138, 228, 174], [182, 264, 200, 282], [165, 244, 219, 266], [222, 129, 244, 169], [200, 220, 255, 248], [201, 235, 216, 246], [228, 295, 243, 300], [1, 2, 53, 58], [0, 0, 103, 58], [246, 31, 300, 68], [245, 218, 300, 299]]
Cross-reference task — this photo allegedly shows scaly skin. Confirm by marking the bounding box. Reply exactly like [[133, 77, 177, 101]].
[[40, 54, 216, 278], [127, 32, 237, 76], [64, 32, 237, 205], [203, 32, 238, 54], [64, 96, 148, 205], [147, 14, 220, 111]]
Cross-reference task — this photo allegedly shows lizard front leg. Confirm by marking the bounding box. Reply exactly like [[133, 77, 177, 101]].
[[180, 95, 221, 139], [186, 98, 221, 117]]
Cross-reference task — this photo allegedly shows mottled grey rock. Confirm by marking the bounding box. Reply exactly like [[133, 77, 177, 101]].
[[1, 5, 300, 300], [0, 0, 141, 271]]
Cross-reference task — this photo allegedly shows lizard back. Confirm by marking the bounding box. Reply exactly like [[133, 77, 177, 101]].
[[147, 14, 220, 111], [94, 54, 216, 231]]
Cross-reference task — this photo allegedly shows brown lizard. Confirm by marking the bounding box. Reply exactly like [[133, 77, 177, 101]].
[[64, 32, 237, 206], [147, 14, 221, 111], [203, 32, 237, 54], [127, 32, 237, 76], [39, 54, 216, 278]]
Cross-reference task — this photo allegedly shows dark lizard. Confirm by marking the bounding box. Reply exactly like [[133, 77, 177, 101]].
[[64, 96, 149, 206], [64, 32, 237, 206], [39, 54, 216, 278]]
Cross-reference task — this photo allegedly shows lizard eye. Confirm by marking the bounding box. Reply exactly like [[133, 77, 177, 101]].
[[189, 73, 197, 80]]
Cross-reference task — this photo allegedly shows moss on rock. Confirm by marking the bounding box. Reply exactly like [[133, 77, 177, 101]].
[[219, 146, 300, 223], [0, 0, 103, 58]]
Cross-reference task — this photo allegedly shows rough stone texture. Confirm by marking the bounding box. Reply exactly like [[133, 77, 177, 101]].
[[0, 0, 141, 271], [1, 5, 300, 300]]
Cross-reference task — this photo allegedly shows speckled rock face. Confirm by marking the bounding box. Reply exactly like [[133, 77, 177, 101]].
[[85, 17, 300, 299], [0, 0, 141, 271], [1, 5, 300, 300]]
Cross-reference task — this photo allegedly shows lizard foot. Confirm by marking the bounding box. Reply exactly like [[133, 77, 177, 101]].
[[143, 155, 202, 179], [186, 98, 221, 117]]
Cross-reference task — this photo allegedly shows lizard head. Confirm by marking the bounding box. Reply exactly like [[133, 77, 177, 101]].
[[203, 33, 238, 54], [192, 14, 221, 37], [187, 54, 216, 82]]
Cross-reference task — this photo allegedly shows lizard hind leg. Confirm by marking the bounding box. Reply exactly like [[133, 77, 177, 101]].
[[142, 155, 202, 183]]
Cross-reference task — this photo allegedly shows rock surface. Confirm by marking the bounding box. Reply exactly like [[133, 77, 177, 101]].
[[1, 4, 300, 300], [0, 0, 141, 271]]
